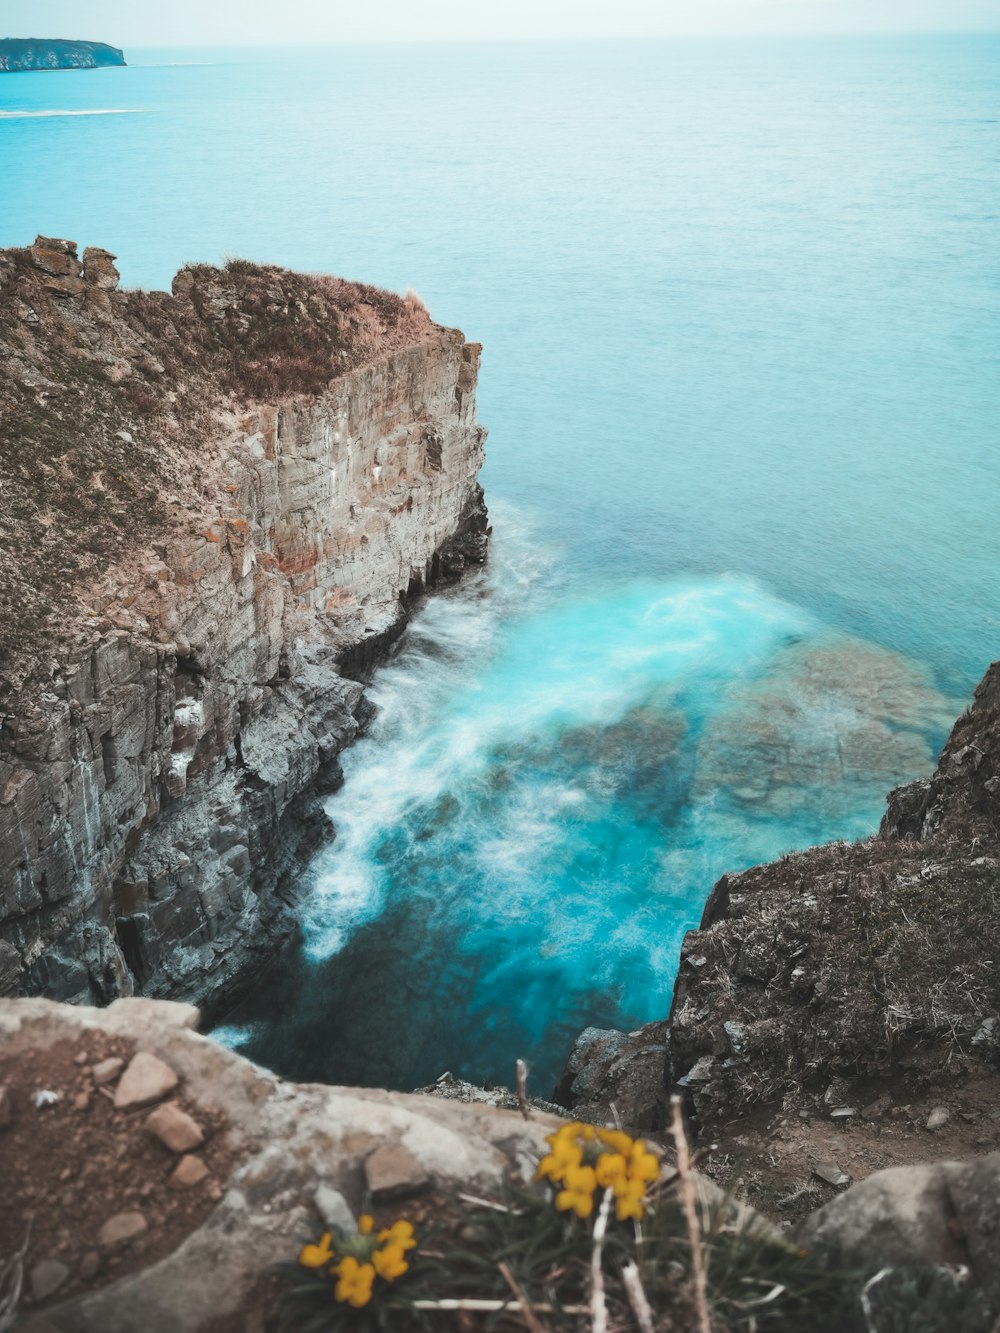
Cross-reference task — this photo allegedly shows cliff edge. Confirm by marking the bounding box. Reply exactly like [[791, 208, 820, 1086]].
[[0, 238, 488, 1013], [561, 657, 1000, 1213]]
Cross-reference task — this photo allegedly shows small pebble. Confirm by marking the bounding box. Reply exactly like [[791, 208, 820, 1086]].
[[73, 1091, 91, 1112], [79, 1251, 101, 1281], [169, 1155, 209, 1189], [32, 1090, 60, 1109], [145, 1102, 204, 1154], [73, 1051, 90, 1066], [98, 1211, 148, 1249], [92, 1057, 125, 1087], [927, 1107, 950, 1131], [30, 1259, 70, 1303]]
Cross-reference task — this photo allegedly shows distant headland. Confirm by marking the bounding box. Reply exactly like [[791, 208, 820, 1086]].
[[0, 38, 126, 73]]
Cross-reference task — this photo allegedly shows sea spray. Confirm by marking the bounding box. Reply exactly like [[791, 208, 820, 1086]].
[[221, 511, 953, 1093]]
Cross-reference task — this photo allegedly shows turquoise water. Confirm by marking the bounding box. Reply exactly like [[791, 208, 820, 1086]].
[[3, 37, 999, 1090]]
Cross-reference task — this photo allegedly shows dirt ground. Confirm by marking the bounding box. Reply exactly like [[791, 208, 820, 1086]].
[[0, 1032, 237, 1314], [699, 1061, 1000, 1225]]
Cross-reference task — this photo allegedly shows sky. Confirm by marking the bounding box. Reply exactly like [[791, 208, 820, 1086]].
[[2, 0, 1000, 45]]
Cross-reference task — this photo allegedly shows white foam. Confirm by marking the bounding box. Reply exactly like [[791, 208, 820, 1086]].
[[0, 109, 144, 119]]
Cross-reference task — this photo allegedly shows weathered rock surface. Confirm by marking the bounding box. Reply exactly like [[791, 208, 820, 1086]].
[[666, 659, 1000, 1126], [0, 40, 126, 73], [0, 241, 488, 1014], [565, 661, 1000, 1135], [554, 1023, 670, 1132], [797, 1152, 1000, 1322]]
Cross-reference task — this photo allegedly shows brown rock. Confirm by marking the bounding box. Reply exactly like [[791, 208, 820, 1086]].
[[30, 1259, 70, 1302], [73, 1050, 89, 1065], [146, 1101, 204, 1153], [113, 1052, 178, 1110], [78, 1250, 101, 1281], [0, 1084, 11, 1129], [92, 1056, 125, 1086], [364, 1143, 430, 1201], [98, 1211, 148, 1249], [82, 246, 120, 291], [73, 1091, 91, 1111], [169, 1154, 209, 1189]]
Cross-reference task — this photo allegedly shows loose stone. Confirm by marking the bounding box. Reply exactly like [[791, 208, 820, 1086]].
[[92, 1057, 125, 1087], [98, 1211, 148, 1249], [169, 1154, 209, 1189], [113, 1052, 178, 1110], [145, 1101, 204, 1153], [926, 1107, 949, 1130], [812, 1162, 850, 1188], [30, 1259, 70, 1302], [364, 1143, 430, 1200], [78, 1251, 101, 1281]]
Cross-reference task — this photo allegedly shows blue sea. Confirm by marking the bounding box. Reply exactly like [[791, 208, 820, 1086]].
[[3, 36, 999, 1092]]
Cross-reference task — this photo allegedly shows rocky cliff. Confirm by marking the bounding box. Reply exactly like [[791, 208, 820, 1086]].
[[560, 657, 1000, 1214], [0, 238, 488, 1014], [0, 40, 125, 72]]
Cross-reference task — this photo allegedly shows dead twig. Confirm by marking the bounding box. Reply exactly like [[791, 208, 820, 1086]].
[[590, 1186, 613, 1333], [0, 1220, 31, 1333], [412, 1299, 589, 1314], [671, 1095, 712, 1333], [860, 1267, 893, 1333], [516, 1059, 531, 1120], [622, 1260, 657, 1333], [499, 1261, 548, 1333]]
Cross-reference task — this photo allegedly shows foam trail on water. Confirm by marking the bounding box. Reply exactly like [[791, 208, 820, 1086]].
[[230, 506, 952, 1091], [0, 109, 144, 119]]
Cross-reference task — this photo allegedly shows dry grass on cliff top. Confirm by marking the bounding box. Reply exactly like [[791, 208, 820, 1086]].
[[0, 245, 434, 690]]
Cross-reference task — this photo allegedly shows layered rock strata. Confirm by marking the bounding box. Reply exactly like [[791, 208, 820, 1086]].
[[0, 239, 488, 1012]]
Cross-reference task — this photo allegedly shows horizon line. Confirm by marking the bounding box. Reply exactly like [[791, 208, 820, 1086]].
[[5, 28, 1000, 48]]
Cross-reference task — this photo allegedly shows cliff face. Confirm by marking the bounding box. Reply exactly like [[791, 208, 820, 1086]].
[[0, 239, 488, 1011], [0, 39, 126, 72], [666, 659, 1000, 1125]]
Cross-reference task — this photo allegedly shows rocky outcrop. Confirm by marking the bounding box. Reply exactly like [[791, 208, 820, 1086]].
[[559, 659, 1000, 1157], [666, 659, 1000, 1127], [0, 40, 125, 72], [4, 997, 998, 1332], [0, 996, 561, 1331], [797, 1153, 1000, 1327], [0, 239, 488, 1013]]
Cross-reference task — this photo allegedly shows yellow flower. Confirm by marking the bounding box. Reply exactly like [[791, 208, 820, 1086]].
[[334, 1256, 376, 1308], [377, 1219, 417, 1252], [615, 1185, 646, 1223], [298, 1232, 335, 1270], [358, 1214, 375, 1236], [554, 1163, 597, 1219], [536, 1134, 584, 1184], [594, 1152, 628, 1189], [597, 1128, 634, 1156], [629, 1143, 660, 1183], [372, 1242, 409, 1281]]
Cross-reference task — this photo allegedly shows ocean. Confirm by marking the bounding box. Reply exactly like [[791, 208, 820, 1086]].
[[3, 35, 998, 1091]]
